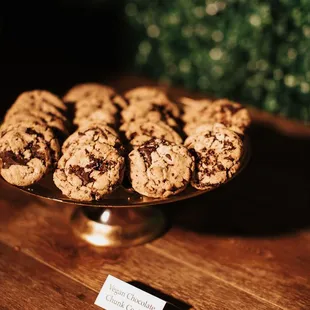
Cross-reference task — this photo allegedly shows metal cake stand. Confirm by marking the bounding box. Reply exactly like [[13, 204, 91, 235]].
[[11, 141, 250, 247]]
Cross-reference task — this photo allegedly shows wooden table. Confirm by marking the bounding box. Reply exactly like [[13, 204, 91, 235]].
[[0, 77, 310, 310]]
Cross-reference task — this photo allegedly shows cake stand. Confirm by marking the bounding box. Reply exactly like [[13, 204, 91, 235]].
[[11, 142, 250, 247]]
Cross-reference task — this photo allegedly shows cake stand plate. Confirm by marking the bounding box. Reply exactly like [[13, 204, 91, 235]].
[[10, 141, 250, 247]]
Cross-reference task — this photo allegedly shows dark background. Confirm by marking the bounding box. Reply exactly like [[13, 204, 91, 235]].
[[0, 0, 131, 115]]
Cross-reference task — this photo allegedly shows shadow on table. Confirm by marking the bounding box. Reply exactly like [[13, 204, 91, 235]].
[[129, 281, 191, 310], [165, 123, 310, 237]]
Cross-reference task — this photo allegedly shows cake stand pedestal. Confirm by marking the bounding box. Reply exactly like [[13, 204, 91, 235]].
[[71, 206, 166, 247]]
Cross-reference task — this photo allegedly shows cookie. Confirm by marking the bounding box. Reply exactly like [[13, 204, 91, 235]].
[[74, 93, 127, 111], [186, 99, 251, 135], [179, 97, 213, 124], [124, 87, 180, 118], [74, 96, 118, 127], [184, 123, 244, 190], [53, 142, 125, 201], [124, 86, 169, 100], [183, 121, 210, 136], [74, 110, 116, 128], [1, 121, 60, 167], [7, 96, 68, 123], [4, 109, 70, 138], [75, 96, 119, 115], [62, 123, 122, 153], [0, 125, 53, 186], [121, 100, 179, 129], [75, 120, 119, 134], [63, 83, 116, 104], [120, 120, 182, 147], [128, 139, 194, 198], [13, 90, 67, 112]]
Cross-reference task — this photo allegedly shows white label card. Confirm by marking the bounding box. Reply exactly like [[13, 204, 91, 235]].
[[95, 275, 167, 310]]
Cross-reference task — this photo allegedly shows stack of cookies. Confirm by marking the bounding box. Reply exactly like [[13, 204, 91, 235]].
[[53, 84, 126, 201], [180, 97, 251, 136], [0, 83, 251, 201], [0, 90, 68, 186], [4, 90, 69, 139], [120, 87, 195, 198], [63, 83, 127, 129], [180, 97, 251, 190], [121, 87, 181, 131]]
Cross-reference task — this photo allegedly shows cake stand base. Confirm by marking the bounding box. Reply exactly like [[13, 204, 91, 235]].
[[71, 206, 167, 247]]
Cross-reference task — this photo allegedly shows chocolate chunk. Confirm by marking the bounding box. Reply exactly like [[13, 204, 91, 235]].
[[138, 147, 154, 167], [224, 141, 236, 150], [0, 140, 47, 169], [166, 154, 172, 160], [86, 155, 112, 174], [0, 151, 28, 168], [217, 164, 225, 171], [69, 165, 95, 186], [26, 128, 45, 140], [203, 167, 216, 177], [138, 141, 158, 167], [170, 185, 178, 192], [224, 155, 234, 161], [129, 132, 138, 140]]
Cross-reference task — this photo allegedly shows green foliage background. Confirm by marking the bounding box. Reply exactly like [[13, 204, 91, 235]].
[[125, 0, 310, 122]]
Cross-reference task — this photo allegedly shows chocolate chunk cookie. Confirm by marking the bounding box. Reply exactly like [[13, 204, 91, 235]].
[[0, 124, 55, 186], [184, 123, 244, 190], [185, 99, 251, 135], [124, 87, 180, 118], [74, 110, 116, 128], [4, 110, 69, 138], [62, 122, 122, 153], [53, 142, 125, 201], [74, 96, 118, 127], [128, 139, 194, 198], [1, 121, 60, 167], [183, 121, 210, 136], [179, 97, 213, 124], [120, 120, 182, 147], [75, 120, 119, 134], [63, 83, 116, 104], [121, 100, 179, 129], [75, 96, 119, 115], [7, 97, 67, 123], [13, 90, 67, 112], [124, 86, 167, 101]]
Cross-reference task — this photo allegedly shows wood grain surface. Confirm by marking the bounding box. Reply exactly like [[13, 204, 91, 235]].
[[0, 76, 310, 310], [0, 242, 98, 310], [0, 184, 280, 310]]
